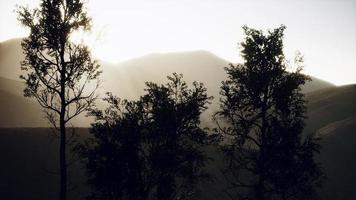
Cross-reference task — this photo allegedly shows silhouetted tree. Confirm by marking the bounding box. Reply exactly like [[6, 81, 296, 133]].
[[17, 1, 100, 199], [214, 25, 323, 200], [79, 73, 213, 200]]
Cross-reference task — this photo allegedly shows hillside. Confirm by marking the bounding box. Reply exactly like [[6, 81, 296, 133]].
[[1, 95, 356, 200], [99, 50, 228, 101], [0, 38, 336, 127], [0, 76, 24, 96], [0, 90, 46, 127], [318, 120, 356, 200], [0, 38, 335, 94], [0, 128, 89, 200], [305, 84, 356, 135], [0, 85, 355, 200], [304, 84, 356, 200], [0, 39, 24, 80]]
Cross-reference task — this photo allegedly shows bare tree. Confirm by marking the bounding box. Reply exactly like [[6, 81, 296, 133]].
[[17, 0, 101, 199]]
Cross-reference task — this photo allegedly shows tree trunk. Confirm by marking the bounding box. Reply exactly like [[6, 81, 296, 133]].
[[256, 177, 265, 200], [255, 89, 268, 200], [60, 105, 67, 200], [60, 48, 67, 200]]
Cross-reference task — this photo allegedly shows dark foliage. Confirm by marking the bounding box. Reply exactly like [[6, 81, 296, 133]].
[[17, 1, 100, 199], [78, 73, 213, 200], [214, 25, 324, 200]]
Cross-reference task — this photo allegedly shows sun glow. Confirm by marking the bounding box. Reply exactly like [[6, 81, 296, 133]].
[[71, 0, 239, 63], [1, 0, 356, 85]]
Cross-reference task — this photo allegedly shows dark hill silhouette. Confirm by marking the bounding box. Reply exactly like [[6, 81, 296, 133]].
[[318, 118, 356, 200], [305, 84, 356, 135], [304, 84, 356, 200], [0, 85, 354, 199], [0, 128, 89, 200]]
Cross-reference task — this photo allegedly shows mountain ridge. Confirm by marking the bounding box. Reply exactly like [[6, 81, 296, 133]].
[[0, 38, 339, 127], [0, 38, 337, 87]]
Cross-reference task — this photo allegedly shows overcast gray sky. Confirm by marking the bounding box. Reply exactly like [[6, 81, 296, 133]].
[[1, 0, 355, 85]]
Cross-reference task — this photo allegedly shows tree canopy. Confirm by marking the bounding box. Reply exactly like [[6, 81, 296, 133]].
[[214, 25, 324, 200], [79, 73, 213, 200]]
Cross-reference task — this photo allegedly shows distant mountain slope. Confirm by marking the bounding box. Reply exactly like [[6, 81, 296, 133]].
[[318, 119, 356, 200], [99, 50, 228, 101], [101, 50, 335, 97], [303, 76, 335, 93], [0, 90, 46, 127], [1, 38, 335, 93], [305, 84, 356, 135], [0, 77, 92, 127], [0, 38, 339, 127], [0, 76, 24, 96], [304, 84, 356, 200], [0, 39, 23, 80]]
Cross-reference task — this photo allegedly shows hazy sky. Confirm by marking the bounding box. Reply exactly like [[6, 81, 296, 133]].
[[0, 0, 355, 85]]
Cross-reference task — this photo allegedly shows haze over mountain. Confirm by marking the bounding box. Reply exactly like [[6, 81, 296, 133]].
[[1, 38, 356, 199], [0, 38, 336, 127]]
